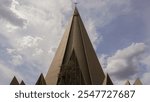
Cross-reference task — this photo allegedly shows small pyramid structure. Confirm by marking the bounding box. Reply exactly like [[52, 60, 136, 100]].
[[133, 78, 142, 85], [124, 80, 130, 85], [10, 76, 19, 85], [20, 80, 25, 85], [103, 74, 113, 85], [36, 73, 47, 85], [45, 7, 105, 85]]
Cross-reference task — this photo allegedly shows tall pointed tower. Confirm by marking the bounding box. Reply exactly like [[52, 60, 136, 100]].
[[45, 7, 105, 85]]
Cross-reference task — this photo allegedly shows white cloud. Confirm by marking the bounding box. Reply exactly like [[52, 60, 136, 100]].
[[17, 36, 43, 49], [85, 19, 103, 49], [0, 0, 73, 84], [104, 43, 147, 84], [11, 55, 23, 66], [99, 54, 108, 69], [32, 48, 44, 56], [7, 48, 16, 54]]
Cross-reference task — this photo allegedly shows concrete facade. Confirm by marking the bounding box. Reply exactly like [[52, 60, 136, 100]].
[[45, 7, 105, 85]]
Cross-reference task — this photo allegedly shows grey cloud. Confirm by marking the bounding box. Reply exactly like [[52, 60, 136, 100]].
[[0, 0, 11, 6], [0, 0, 26, 27], [141, 72, 150, 84]]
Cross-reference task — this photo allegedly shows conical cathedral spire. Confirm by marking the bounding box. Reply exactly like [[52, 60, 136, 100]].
[[45, 7, 105, 85]]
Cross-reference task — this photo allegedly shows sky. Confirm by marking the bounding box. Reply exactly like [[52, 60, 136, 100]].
[[0, 0, 149, 85]]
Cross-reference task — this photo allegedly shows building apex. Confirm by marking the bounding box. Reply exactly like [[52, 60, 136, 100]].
[[73, 7, 79, 16], [74, 0, 78, 7]]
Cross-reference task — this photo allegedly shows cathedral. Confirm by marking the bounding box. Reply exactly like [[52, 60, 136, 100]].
[[10, 7, 142, 85]]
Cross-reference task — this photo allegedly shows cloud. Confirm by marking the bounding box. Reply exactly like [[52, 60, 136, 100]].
[[17, 36, 43, 49], [141, 72, 150, 85], [0, 0, 73, 84], [79, 0, 131, 28], [98, 54, 108, 69], [32, 48, 44, 56], [142, 55, 150, 67], [11, 55, 23, 66], [0, 0, 26, 27], [104, 43, 147, 84], [0, 60, 23, 84], [85, 19, 103, 49]]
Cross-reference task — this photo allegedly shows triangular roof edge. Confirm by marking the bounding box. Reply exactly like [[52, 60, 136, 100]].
[[133, 78, 142, 85], [10, 76, 19, 85], [36, 73, 47, 85], [20, 80, 25, 85]]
